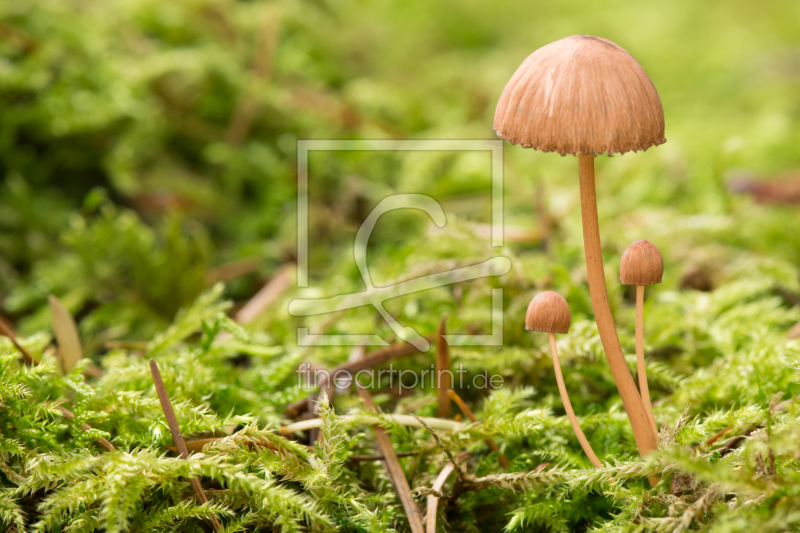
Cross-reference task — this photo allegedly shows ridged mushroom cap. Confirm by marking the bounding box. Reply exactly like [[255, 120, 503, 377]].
[[525, 291, 571, 334], [620, 240, 663, 286], [494, 35, 665, 156]]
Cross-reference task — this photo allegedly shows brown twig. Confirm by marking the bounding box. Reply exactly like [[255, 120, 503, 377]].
[[49, 295, 84, 373], [436, 316, 451, 419], [348, 452, 416, 463], [0, 22, 38, 54], [356, 386, 425, 533], [234, 263, 294, 325], [286, 339, 429, 420], [205, 256, 262, 284], [788, 320, 800, 340], [168, 437, 287, 455], [150, 359, 222, 531], [694, 426, 731, 451], [324, 339, 429, 388], [410, 413, 467, 481], [426, 451, 471, 533], [104, 340, 149, 351], [55, 405, 115, 452], [447, 390, 509, 469], [0, 316, 36, 364], [224, 9, 281, 146]]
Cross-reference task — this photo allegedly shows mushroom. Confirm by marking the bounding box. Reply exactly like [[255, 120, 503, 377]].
[[495, 35, 665, 456], [526, 291, 601, 468], [620, 239, 663, 438]]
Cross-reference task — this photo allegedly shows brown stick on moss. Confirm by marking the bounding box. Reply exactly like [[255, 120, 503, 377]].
[[0, 317, 36, 364], [55, 405, 115, 452], [436, 316, 451, 419], [447, 389, 509, 469], [150, 359, 222, 532], [356, 385, 425, 533], [426, 451, 471, 532]]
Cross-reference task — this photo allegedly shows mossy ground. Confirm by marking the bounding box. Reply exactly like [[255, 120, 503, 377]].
[[2, 0, 800, 531]]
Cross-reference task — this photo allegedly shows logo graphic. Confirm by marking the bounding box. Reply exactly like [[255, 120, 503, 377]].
[[290, 140, 508, 350]]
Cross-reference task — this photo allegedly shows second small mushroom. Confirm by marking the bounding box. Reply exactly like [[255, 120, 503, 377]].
[[526, 291, 601, 468], [620, 240, 664, 441]]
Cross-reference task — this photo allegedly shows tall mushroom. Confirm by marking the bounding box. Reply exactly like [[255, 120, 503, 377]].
[[495, 35, 665, 456], [526, 291, 601, 468], [620, 239, 664, 438]]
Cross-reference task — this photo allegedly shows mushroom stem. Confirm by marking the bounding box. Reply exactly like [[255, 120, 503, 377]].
[[548, 332, 601, 468], [578, 154, 657, 456], [636, 285, 658, 437]]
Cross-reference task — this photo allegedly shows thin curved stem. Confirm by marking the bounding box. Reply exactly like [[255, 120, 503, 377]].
[[636, 285, 658, 438], [578, 154, 657, 457], [549, 333, 602, 468]]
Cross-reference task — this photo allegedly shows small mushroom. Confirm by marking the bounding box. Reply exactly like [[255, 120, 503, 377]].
[[495, 35, 665, 457], [526, 291, 601, 468], [620, 240, 664, 440]]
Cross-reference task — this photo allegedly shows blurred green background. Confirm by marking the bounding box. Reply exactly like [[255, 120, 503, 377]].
[[1, 0, 800, 342]]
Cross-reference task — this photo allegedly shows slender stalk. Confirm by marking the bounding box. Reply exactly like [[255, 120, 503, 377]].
[[150, 360, 222, 532], [636, 285, 658, 437], [356, 386, 425, 533], [55, 405, 115, 452], [548, 333, 602, 468], [436, 316, 451, 419], [447, 389, 509, 469], [578, 154, 657, 456]]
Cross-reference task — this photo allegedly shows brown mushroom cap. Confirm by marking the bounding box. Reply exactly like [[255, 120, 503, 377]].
[[494, 35, 665, 156], [525, 291, 571, 334], [620, 240, 663, 286]]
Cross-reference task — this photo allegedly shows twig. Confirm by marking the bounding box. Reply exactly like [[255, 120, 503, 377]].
[[320, 339, 429, 389], [224, 8, 281, 146], [0, 316, 36, 364], [788, 320, 800, 340], [426, 451, 471, 533], [436, 316, 451, 419], [348, 452, 416, 463], [356, 386, 425, 533], [409, 413, 467, 481], [447, 390, 509, 469], [105, 340, 148, 350], [49, 295, 84, 373], [286, 338, 430, 418], [55, 405, 115, 452], [280, 413, 461, 434], [205, 256, 262, 284], [0, 22, 38, 54], [168, 437, 286, 455], [694, 426, 731, 451], [150, 359, 222, 531], [234, 263, 294, 325]]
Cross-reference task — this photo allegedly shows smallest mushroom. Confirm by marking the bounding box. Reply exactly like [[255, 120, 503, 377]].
[[620, 240, 663, 440], [526, 291, 601, 468]]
